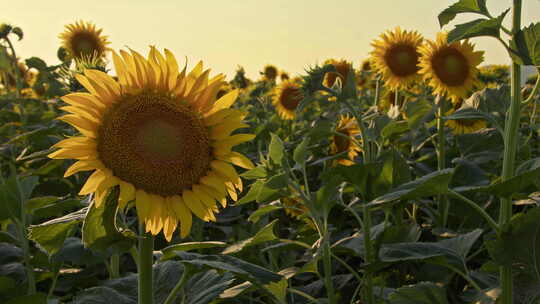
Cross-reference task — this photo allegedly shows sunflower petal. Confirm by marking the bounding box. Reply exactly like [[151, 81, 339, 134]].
[[169, 195, 192, 238]]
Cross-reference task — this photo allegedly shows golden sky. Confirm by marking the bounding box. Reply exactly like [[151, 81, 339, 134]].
[[4, 0, 540, 79]]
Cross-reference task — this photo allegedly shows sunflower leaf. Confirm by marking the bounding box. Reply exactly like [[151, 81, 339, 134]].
[[82, 188, 136, 254], [222, 219, 278, 254], [388, 282, 449, 304], [447, 9, 509, 43], [509, 22, 540, 66], [268, 133, 285, 167], [438, 0, 490, 28]]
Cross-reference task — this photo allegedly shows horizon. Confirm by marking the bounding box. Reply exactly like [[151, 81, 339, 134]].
[[4, 0, 540, 80]]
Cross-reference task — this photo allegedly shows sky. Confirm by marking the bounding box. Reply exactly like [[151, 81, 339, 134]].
[[4, 0, 540, 80]]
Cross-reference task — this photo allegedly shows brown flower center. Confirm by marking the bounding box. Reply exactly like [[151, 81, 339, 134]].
[[280, 86, 302, 111], [384, 44, 419, 77], [70, 32, 102, 58], [97, 91, 212, 196], [432, 47, 470, 86]]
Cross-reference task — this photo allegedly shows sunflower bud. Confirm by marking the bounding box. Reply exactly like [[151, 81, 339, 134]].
[[0, 23, 12, 39]]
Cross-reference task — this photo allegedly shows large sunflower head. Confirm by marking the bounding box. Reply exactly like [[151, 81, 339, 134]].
[[272, 80, 303, 120], [371, 27, 423, 90], [59, 21, 110, 60], [322, 59, 353, 89], [49, 47, 254, 241], [262, 65, 278, 81], [330, 115, 361, 166], [419, 32, 484, 104]]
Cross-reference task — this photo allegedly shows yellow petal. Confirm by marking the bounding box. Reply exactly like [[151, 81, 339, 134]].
[[119, 181, 135, 209], [135, 189, 152, 222], [79, 170, 107, 195], [148, 194, 164, 235], [215, 134, 255, 147], [210, 160, 239, 181], [48, 147, 96, 160], [59, 114, 98, 138], [219, 152, 255, 170], [210, 121, 249, 140], [61, 93, 106, 111], [183, 189, 215, 222], [192, 185, 218, 211], [112, 51, 131, 87], [169, 195, 192, 238], [84, 69, 121, 98], [207, 90, 239, 115], [60, 106, 102, 122], [64, 160, 102, 177], [52, 137, 96, 149]]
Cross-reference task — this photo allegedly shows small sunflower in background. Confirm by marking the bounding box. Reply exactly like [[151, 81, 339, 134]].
[[419, 32, 484, 104], [330, 115, 361, 166], [272, 80, 303, 120], [280, 72, 290, 81], [360, 59, 372, 72], [59, 21, 110, 60], [478, 64, 510, 88], [378, 89, 405, 112], [281, 193, 308, 219], [49, 47, 254, 241], [371, 27, 423, 90], [322, 59, 353, 89], [262, 64, 279, 81]]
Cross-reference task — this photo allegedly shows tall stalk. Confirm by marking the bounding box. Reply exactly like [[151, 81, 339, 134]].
[[138, 224, 154, 304], [5, 37, 22, 98], [436, 96, 449, 228], [499, 1, 522, 302]]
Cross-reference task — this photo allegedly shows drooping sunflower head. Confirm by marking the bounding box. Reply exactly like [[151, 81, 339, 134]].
[[280, 72, 290, 81], [49, 47, 255, 241], [272, 80, 303, 120], [371, 27, 423, 90], [262, 65, 279, 81], [322, 59, 353, 89], [378, 89, 404, 112], [419, 32, 484, 104], [446, 118, 486, 134], [59, 21, 110, 60], [281, 195, 308, 219], [330, 115, 361, 166]]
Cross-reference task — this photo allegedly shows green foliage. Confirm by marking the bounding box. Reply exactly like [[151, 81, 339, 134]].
[[447, 10, 509, 43], [388, 282, 448, 304], [510, 22, 540, 66], [438, 0, 489, 27]]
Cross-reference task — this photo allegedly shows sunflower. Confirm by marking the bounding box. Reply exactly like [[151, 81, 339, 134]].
[[446, 118, 486, 134], [322, 59, 353, 89], [59, 21, 110, 60], [280, 72, 290, 81], [360, 59, 372, 72], [49, 47, 254, 241], [378, 89, 405, 112], [272, 80, 303, 120], [262, 65, 278, 81], [419, 32, 484, 104], [330, 115, 361, 166], [371, 27, 423, 90]]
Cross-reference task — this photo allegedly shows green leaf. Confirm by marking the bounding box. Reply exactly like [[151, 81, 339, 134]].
[[28, 207, 87, 256], [240, 166, 267, 180], [404, 99, 433, 130], [389, 282, 448, 304], [380, 229, 483, 274], [381, 121, 409, 140], [222, 220, 278, 254], [333, 163, 381, 196], [5, 293, 48, 304], [438, 0, 489, 27], [236, 180, 264, 205], [487, 207, 540, 280], [161, 242, 227, 260], [293, 137, 310, 165], [175, 251, 283, 285], [369, 169, 453, 207], [256, 174, 288, 203], [248, 204, 282, 223], [0, 175, 39, 221], [447, 10, 509, 43], [0, 276, 15, 294], [268, 133, 285, 166], [372, 150, 412, 199], [488, 162, 540, 198], [82, 188, 136, 253], [510, 22, 540, 66]]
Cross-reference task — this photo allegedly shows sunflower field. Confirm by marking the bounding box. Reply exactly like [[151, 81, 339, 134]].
[[1, 1, 540, 303]]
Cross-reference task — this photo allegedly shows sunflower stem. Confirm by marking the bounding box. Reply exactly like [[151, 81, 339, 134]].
[[163, 264, 190, 304], [138, 225, 154, 304], [109, 254, 120, 279], [5, 36, 22, 98], [500, 1, 522, 303], [362, 203, 375, 304], [436, 96, 449, 228], [322, 231, 337, 304]]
